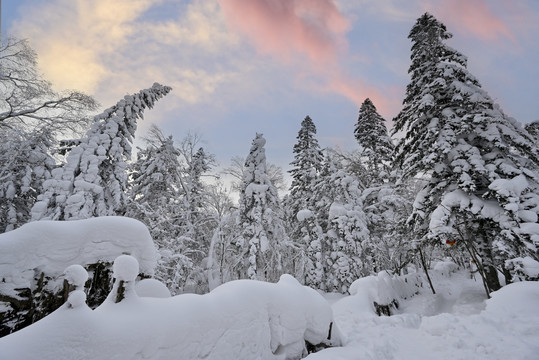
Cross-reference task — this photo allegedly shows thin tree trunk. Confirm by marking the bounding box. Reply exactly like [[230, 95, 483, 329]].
[[418, 247, 435, 294]]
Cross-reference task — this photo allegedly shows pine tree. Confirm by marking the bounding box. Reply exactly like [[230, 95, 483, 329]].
[[354, 99, 394, 184], [31, 83, 171, 221], [393, 13, 539, 294]]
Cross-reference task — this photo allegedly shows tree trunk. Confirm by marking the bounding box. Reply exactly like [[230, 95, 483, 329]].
[[483, 264, 501, 292]]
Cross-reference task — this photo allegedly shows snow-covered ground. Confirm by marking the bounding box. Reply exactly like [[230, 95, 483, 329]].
[[1, 256, 538, 359], [0, 255, 339, 360], [309, 268, 539, 360]]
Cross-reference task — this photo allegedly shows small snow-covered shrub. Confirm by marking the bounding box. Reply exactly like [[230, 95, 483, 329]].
[[348, 271, 423, 316], [0, 217, 157, 337]]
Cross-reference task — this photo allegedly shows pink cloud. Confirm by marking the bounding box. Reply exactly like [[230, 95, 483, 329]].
[[217, 0, 350, 66], [217, 0, 398, 115], [425, 0, 515, 43]]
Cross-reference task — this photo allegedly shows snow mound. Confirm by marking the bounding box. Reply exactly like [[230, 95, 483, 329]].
[[113, 254, 140, 281], [63, 264, 89, 288], [0, 274, 340, 360], [0, 216, 158, 290], [135, 279, 171, 298]]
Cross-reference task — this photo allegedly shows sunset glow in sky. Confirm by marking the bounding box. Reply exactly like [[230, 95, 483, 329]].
[[3, 0, 539, 176]]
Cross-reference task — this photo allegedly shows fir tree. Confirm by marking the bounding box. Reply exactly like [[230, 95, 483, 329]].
[[285, 115, 325, 280], [354, 99, 394, 184], [305, 152, 370, 292], [32, 83, 171, 221], [393, 13, 539, 294]]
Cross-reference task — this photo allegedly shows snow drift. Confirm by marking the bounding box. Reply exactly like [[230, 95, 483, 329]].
[[0, 255, 340, 360]]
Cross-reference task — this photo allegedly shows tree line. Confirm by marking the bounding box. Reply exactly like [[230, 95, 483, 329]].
[[1, 13, 538, 299]]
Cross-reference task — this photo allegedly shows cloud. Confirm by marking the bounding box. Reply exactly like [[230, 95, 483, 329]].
[[217, 0, 397, 115], [11, 0, 156, 93], [10, 0, 245, 114], [218, 0, 350, 67], [425, 0, 516, 43]]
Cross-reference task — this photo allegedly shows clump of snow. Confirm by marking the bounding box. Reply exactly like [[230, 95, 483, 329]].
[[135, 279, 171, 298], [328, 202, 347, 220], [63, 264, 88, 288], [0, 217, 158, 292], [297, 209, 314, 221], [505, 256, 539, 281], [113, 255, 139, 281], [67, 290, 87, 309], [433, 260, 459, 276]]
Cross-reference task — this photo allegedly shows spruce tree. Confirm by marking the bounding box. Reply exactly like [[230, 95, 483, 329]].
[[285, 115, 324, 280], [32, 83, 171, 221], [354, 99, 394, 183], [393, 13, 539, 294]]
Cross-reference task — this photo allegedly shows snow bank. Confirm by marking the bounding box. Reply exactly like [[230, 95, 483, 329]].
[[0, 217, 158, 291], [0, 257, 339, 360]]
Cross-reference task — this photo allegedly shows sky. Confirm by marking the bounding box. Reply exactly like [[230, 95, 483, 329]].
[[2, 0, 539, 181]]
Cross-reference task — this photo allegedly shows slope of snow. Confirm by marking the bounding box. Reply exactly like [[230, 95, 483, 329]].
[[0, 257, 339, 360]]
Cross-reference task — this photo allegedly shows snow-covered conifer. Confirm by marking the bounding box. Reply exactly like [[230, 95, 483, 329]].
[[284, 116, 325, 280], [31, 83, 171, 221], [237, 134, 288, 281], [354, 99, 394, 184], [393, 13, 539, 293], [305, 153, 370, 292]]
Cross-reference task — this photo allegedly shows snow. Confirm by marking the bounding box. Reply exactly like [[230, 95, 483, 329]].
[[0, 250, 538, 359], [307, 268, 539, 360], [0, 265, 339, 360], [0, 217, 158, 292], [297, 209, 314, 221], [113, 254, 140, 281], [63, 264, 89, 288], [135, 279, 171, 298]]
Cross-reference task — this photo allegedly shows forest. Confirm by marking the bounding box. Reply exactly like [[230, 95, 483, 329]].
[[1, 12, 538, 348]]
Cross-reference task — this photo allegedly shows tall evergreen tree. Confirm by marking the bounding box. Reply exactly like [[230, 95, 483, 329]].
[[32, 83, 171, 221], [285, 115, 325, 280], [393, 13, 539, 294], [209, 134, 288, 284], [238, 133, 287, 281], [354, 99, 394, 183], [304, 152, 370, 292]]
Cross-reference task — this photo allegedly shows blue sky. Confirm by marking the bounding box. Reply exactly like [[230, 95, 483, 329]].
[[3, 0, 539, 179]]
